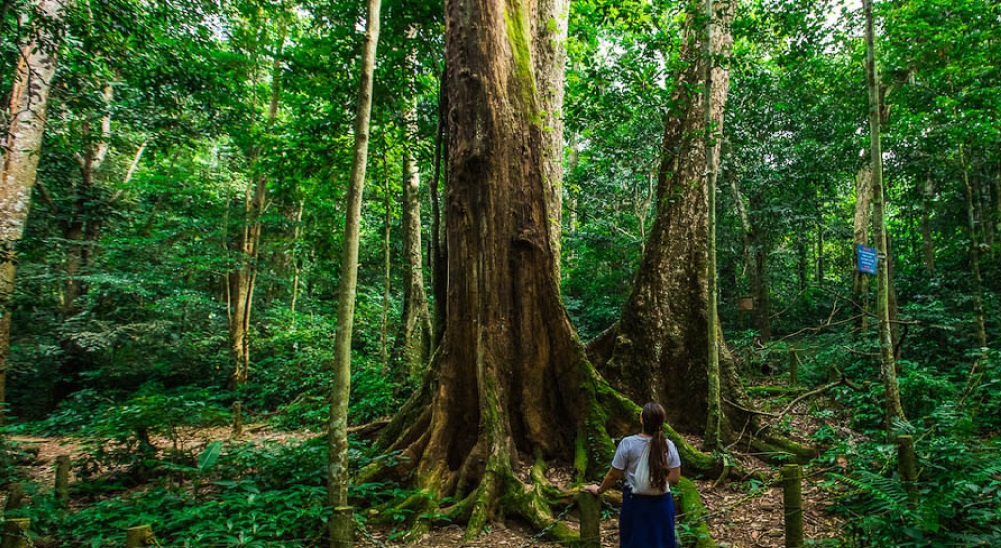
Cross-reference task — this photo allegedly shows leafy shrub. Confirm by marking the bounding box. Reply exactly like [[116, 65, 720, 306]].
[[826, 421, 1001, 546]]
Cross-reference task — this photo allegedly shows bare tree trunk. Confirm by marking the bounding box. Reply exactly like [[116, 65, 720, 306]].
[[852, 163, 873, 332], [358, 0, 723, 540], [290, 199, 305, 316], [327, 0, 381, 542], [226, 36, 283, 389], [960, 146, 987, 349], [533, 0, 568, 282], [0, 0, 66, 424], [921, 176, 936, 272], [703, 0, 722, 451], [429, 69, 447, 349], [380, 149, 391, 371], [394, 26, 432, 376], [598, 0, 749, 435], [863, 0, 907, 435], [730, 177, 771, 341]]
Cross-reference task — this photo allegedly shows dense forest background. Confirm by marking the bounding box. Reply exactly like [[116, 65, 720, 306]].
[[0, 0, 998, 545]]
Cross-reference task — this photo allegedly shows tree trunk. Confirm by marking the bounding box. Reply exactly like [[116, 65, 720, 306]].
[[921, 177, 936, 272], [815, 188, 825, 287], [960, 147, 987, 349], [852, 163, 872, 332], [359, 0, 721, 540], [533, 0, 568, 282], [226, 37, 283, 389], [863, 0, 907, 435], [816, 219, 825, 286], [380, 149, 392, 371], [62, 84, 113, 318], [727, 144, 771, 341], [290, 199, 305, 316], [429, 69, 447, 349], [597, 0, 751, 436], [0, 0, 66, 424], [394, 26, 432, 376], [327, 0, 381, 542], [703, 0, 722, 451]]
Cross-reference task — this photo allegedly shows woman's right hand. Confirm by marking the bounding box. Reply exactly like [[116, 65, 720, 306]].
[[583, 484, 601, 495]]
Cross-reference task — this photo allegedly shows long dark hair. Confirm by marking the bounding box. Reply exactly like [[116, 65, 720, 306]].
[[641, 402, 669, 491]]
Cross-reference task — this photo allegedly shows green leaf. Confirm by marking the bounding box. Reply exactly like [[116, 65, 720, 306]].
[[197, 441, 223, 472]]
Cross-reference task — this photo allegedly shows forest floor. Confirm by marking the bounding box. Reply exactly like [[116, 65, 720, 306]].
[[6, 384, 849, 547]]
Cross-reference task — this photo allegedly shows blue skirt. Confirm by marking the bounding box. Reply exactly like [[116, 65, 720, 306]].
[[619, 488, 676, 548]]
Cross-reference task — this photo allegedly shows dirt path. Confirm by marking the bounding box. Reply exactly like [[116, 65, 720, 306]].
[[8, 409, 845, 547]]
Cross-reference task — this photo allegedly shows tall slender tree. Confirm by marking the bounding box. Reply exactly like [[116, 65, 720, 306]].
[[0, 0, 67, 424], [862, 0, 907, 434], [326, 0, 382, 542], [226, 21, 286, 389], [395, 25, 432, 375], [703, 0, 722, 451]]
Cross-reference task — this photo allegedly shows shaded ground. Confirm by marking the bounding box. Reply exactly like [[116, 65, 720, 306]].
[[4, 384, 852, 547]]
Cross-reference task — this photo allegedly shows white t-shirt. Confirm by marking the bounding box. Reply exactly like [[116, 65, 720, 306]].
[[611, 434, 681, 492]]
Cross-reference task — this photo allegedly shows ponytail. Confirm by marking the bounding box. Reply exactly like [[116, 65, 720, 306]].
[[642, 402, 669, 492]]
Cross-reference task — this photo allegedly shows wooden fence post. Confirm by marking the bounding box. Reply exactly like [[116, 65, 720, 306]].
[[232, 401, 243, 437], [0, 518, 29, 548], [55, 454, 70, 501], [576, 491, 601, 548], [897, 435, 918, 499], [125, 525, 154, 547], [782, 464, 803, 548], [330, 506, 353, 547], [3, 483, 24, 514], [788, 348, 799, 386]]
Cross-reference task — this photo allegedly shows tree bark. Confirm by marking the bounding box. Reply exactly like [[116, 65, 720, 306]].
[[852, 163, 872, 332], [598, 0, 751, 436], [359, 0, 720, 540], [0, 0, 66, 424], [863, 0, 907, 435], [226, 35, 284, 389], [429, 68, 447, 349], [62, 84, 113, 318], [959, 146, 987, 349], [327, 0, 381, 542], [533, 0, 568, 282], [920, 176, 936, 272], [290, 199, 305, 316], [703, 0, 722, 450], [380, 149, 392, 371], [394, 26, 432, 376]]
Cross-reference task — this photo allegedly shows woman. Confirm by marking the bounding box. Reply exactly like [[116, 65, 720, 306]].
[[584, 402, 681, 548]]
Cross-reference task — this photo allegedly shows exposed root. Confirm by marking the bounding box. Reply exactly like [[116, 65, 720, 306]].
[[747, 433, 817, 465], [592, 372, 719, 474], [502, 476, 579, 544], [675, 477, 716, 548]]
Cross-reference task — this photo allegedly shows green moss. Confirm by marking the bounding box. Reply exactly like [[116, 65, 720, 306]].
[[750, 435, 817, 464], [674, 477, 716, 548], [503, 3, 541, 125]]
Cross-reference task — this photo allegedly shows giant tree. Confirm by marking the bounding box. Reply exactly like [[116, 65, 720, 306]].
[[362, 0, 717, 540]]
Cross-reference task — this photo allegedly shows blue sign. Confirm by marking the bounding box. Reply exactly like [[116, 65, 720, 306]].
[[857, 244, 877, 275]]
